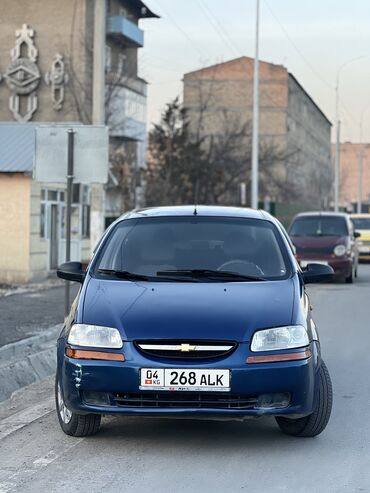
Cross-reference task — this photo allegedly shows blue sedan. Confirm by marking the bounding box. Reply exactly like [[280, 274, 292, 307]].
[[56, 206, 333, 437]]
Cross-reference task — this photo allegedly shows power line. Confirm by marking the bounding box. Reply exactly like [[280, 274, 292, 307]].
[[149, 0, 209, 60], [196, 0, 240, 58], [263, 0, 334, 92]]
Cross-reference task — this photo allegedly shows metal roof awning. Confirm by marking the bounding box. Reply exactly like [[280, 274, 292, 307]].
[[124, 0, 159, 19], [0, 123, 35, 173]]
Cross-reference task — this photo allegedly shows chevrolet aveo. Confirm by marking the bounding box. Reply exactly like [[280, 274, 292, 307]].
[[56, 206, 334, 438]]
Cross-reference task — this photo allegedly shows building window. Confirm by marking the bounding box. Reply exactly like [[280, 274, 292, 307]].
[[40, 203, 46, 238], [82, 205, 90, 238], [117, 53, 126, 76], [47, 190, 58, 201], [119, 6, 128, 17], [81, 185, 90, 239], [105, 45, 112, 73], [72, 183, 80, 203]]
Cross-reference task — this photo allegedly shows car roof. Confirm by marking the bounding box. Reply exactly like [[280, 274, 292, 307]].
[[292, 211, 349, 219], [118, 205, 275, 222], [350, 213, 370, 218]]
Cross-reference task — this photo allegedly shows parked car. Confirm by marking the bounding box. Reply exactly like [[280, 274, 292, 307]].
[[289, 212, 360, 283], [56, 206, 333, 438], [350, 213, 370, 261]]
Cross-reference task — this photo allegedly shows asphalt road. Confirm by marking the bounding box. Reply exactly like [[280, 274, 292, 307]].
[[1, 266, 370, 492], [0, 283, 79, 347]]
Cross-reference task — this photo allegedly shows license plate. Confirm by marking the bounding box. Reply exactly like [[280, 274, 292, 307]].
[[140, 368, 230, 392], [300, 260, 328, 268]]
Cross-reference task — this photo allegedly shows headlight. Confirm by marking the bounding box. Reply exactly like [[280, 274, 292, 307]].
[[67, 324, 123, 348], [250, 325, 309, 352], [334, 244, 346, 257]]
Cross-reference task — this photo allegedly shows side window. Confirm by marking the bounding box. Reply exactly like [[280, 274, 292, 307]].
[[275, 219, 296, 255]]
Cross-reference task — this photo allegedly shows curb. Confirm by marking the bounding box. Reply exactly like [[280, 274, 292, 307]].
[[0, 325, 62, 402]]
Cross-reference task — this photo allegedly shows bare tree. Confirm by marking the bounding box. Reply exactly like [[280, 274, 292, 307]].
[[146, 98, 300, 207], [65, 30, 145, 212]]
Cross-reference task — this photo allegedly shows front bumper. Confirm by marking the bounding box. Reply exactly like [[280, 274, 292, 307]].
[[57, 339, 320, 419]]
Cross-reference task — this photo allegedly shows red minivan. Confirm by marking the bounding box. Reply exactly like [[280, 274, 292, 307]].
[[288, 212, 360, 283]]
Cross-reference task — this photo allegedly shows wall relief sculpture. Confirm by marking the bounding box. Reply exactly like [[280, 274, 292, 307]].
[[0, 24, 68, 121], [45, 54, 68, 111], [3, 24, 40, 122]]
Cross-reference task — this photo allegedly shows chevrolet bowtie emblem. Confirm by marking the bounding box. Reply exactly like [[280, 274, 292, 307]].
[[177, 344, 196, 352]]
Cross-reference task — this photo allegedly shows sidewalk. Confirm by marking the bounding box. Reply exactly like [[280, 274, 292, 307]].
[[0, 281, 78, 348], [0, 281, 79, 401]]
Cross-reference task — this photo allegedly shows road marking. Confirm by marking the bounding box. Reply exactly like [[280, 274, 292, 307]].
[[0, 397, 54, 440]]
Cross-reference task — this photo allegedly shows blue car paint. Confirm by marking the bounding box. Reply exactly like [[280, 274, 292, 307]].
[[57, 206, 321, 419], [80, 278, 296, 342]]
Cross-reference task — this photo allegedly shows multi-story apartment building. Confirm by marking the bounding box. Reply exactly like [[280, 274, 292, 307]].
[[183, 56, 332, 206], [0, 0, 157, 283], [336, 142, 370, 210]]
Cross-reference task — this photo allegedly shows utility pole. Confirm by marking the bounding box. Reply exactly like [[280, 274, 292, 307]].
[[357, 146, 363, 213], [91, 0, 106, 252], [334, 118, 340, 213], [334, 56, 366, 212], [251, 0, 260, 209], [93, 0, 106, 125], [357, 105, 370, 213], [65, 129, 75, 317]]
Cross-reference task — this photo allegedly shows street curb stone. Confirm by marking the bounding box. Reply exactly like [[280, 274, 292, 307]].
[[0, 324, 62, 402]]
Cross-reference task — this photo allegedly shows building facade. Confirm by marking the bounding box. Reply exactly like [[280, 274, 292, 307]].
[[183, 57, 332, 206], [336, 142, 370, 211], [0, 0, 157, 283]]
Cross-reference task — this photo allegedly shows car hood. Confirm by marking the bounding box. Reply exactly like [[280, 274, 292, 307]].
[[81, 277, 295, 342]]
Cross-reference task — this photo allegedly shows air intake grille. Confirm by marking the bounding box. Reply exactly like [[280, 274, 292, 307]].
[[114, 392, 258, 409], [295, 244, 336, 255], [135, 340, 237, 359]]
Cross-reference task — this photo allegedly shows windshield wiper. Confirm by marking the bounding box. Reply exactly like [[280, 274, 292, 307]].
[[97, 269, 196, 282], [157, 269, 266, 282], [97, 269, 151, 281]]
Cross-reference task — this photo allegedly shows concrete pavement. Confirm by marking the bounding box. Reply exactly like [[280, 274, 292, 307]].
[[0, 283, 78, 348], [0, 282, 78, 401], [1, 266, 370, 492]]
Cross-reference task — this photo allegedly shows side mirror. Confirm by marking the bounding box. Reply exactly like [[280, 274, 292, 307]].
[[57, 261, 85, 283], [354, 231, 361, 239], [302, 263, 334, 284]]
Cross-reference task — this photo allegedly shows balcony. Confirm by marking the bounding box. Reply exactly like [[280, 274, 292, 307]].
[[107, 16, 144, 48], [106, 85, 147, 140]]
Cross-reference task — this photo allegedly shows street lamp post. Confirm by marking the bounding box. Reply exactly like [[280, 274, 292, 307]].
[[358, 117, 364, 213], [357, 104, 370, 213], [334, 56, 366, 212], [251, 0, 260, 209]]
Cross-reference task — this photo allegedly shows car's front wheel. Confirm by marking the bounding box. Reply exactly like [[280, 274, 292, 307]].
[[275, 360, 332, 437], [55, 375, 101, 437]]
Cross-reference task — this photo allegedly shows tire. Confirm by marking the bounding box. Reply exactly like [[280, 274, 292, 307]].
[[345, 270, 353, 284], [275, 360, 333, 437], [55, 375, 101, 437]]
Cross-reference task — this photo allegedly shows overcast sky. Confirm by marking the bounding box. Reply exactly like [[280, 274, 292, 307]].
[[140, 0, 370, 143]]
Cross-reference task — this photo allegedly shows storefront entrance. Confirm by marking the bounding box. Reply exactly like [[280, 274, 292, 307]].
[[40, 186, 90, 271]]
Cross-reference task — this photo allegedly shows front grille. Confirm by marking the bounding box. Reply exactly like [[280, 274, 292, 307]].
[[114, 392, 258, 409], [295, 245, 334, 254], [135, 340, 237, 359]]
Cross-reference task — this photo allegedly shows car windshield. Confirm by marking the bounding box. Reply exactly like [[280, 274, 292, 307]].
[[93, 216, 291, 281], [289, 216, 348, 237], [351, 218, 370, 230]]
